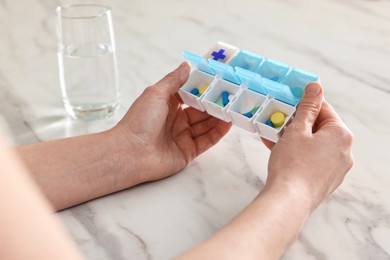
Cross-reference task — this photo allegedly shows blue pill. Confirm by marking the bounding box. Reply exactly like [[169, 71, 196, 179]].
[[243, 112, 253, 118], [265, 119, 274, 127], [221, 91, 229, 106], [190, 88, 199, 95]]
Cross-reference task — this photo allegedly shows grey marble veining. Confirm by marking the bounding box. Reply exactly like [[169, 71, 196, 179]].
[[1, 0, 390, 259], [0, 72, 40, 144]]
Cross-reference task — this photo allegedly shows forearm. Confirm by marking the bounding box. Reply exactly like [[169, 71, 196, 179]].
[[179, 82, 353, 259], [17, 129, 143, 211], [177, 183, 312, 259]]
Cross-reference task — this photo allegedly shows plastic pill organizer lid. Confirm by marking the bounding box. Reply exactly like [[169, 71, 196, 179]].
[[229, 50, 264, 72], [236, 67, 297, 106], [183, 50, 216, 75], [204, 42, 240, 64], [208, 59, 242, 85], [262, 78, 297, 106], [235, 67, 268, 95], [256, 59, 290, 82], [281, 68, 320, 99], [183, 43, 320, 107]]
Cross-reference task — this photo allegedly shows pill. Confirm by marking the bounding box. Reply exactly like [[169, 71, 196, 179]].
[[221, 91, 229, 106], [251, 106, 260, 114], [270, 112, 285, 128], [198, 84, 209, 94], [191, 88, 199, 95], [265, 119, 274, 127], [241, 103, 254, 114], [196, 93, 202, 97], [243, 112, 253, 118], [228, 94, 235, 101], [216, 100, 224, 107]]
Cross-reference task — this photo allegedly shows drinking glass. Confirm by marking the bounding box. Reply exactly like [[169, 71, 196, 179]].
[[56, 4, 120, 120]]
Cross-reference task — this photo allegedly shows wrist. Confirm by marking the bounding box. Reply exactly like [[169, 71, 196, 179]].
[[101, 129, 147, 188], [211, 177, 315, 259], [260, 178, 314, 214]]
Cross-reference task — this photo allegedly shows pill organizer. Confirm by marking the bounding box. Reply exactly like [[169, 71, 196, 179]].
[[178, 42, 320, 143]]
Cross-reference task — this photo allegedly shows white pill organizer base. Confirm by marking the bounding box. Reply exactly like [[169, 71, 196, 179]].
[[178, 42, 320, 143]]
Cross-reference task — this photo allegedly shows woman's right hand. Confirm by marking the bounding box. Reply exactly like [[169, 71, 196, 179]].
[[264, 82, 354, 211]]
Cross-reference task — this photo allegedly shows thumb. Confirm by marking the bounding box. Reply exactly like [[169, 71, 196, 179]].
[[293, 82, 324, 132], [153, 62, 191, 98]]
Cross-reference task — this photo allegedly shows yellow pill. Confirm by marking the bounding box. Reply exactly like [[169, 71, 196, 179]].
[[270, 112, 285, 128], [198, 84, 209, 94]]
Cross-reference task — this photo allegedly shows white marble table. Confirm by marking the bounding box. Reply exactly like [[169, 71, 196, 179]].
[[1, 0, 390, 259]]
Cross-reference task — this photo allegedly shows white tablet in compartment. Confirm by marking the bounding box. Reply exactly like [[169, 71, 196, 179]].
[[228, 89, 267, 132]]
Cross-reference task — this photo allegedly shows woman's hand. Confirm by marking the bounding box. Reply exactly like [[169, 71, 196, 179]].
[[111, 62, 232, 183], [265, 82, 354, 211], [178, 82, 354, 260], [18, 62, 231, 210]]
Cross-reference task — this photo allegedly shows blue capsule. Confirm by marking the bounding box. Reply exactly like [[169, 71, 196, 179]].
[[221, 91, 229, 106]]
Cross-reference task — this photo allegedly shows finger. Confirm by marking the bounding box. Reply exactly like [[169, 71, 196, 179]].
[[190, 116, 222, 138], [194, 121, 232, 155], [293, 82, 324, 133], [153, 61, 191, 98], [184, 107, 213, 125], [317, 101, 342, 123], [314, 101, 345, 131]]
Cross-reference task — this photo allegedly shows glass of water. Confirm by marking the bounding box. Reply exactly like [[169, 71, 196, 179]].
[[56, 4, 120, 120]]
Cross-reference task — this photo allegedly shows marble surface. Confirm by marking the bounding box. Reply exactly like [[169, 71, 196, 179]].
[[1, 0, 390, 259]]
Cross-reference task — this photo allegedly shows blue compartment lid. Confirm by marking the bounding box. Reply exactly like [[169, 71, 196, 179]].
[[281, 68, 320, 99], [235, 67, 268, 95], [183, 50, 216, 75], [208, 59, 242, 85], [229, 50, 264, 72], [256, 59, 290, 82], [263, 78, 297, 106]]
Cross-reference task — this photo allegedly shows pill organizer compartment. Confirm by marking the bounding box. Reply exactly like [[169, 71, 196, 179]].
[[203, 42, 239, 64], [229, 50, 264, 72], [178, 69, 216, 112], [208, 59, 242, 85], [281, 68, 319, 100], [228, 89, 267, 132], [255, 59, 290, 82], [235, 67, 269, 96], [254, 99, 296, 143], [262, 78, 298, 106], [203, 78, 241, 122]]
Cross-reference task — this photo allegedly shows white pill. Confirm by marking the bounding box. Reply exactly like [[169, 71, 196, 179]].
[[241, 103, 254, 114]]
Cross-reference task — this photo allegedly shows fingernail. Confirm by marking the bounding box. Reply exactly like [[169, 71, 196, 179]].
[[179, 62, 190, 82], [305, 83, 322, 96]]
